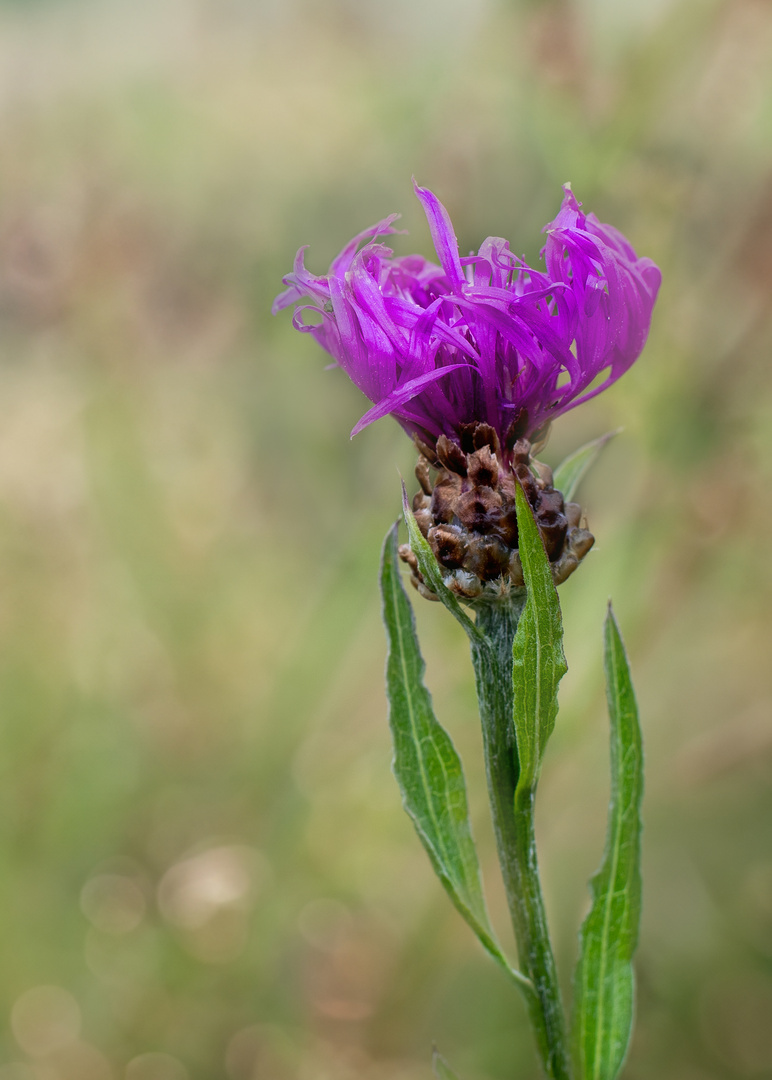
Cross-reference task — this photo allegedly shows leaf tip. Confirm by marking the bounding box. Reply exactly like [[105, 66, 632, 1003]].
[[432, 1047, 460, 1080], [381, 516, 405, 577], [605, 599, 622, 634], [513, 473, 528, 513]]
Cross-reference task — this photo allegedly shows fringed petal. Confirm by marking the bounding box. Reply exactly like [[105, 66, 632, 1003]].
[[274, 181, 660, 452], [350, 364, 470, 437], [412, 181, 466, 292], [330, 214, 405, 276]]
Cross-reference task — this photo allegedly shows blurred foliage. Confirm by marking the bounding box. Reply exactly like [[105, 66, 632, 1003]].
[[0, 0, 772, 1077]]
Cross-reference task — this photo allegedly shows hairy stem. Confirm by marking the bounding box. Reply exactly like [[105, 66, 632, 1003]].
[[473, 602, 571, 1080]]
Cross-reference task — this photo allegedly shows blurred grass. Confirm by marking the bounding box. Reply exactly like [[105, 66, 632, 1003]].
[[0, 0, 772, 1077]]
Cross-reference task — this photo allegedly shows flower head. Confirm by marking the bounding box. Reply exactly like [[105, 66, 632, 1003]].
[[273, 182, 660, 460]]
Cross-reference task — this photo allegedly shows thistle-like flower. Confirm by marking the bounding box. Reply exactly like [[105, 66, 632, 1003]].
[[274, 183, 660, 600]]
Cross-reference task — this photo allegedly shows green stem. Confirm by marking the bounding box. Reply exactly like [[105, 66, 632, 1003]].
[[473, 602, 571, 1080]]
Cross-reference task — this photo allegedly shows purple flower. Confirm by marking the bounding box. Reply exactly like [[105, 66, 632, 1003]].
[[273, 183, 661, 458]]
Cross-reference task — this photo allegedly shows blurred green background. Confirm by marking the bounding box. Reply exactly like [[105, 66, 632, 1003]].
[[0, 0, 771, 1077]]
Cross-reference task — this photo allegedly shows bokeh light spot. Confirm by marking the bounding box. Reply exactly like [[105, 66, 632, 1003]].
[[157, 844, 268, 963], [158, 845, 261, 930], [52, 1041, 114, 1080], [0, 1065, 43, 1080], [81, 874, 147, 935], [297, 898, 352, 952], [10, 986, 81, 1058], [125, 1053, 188, 1080]]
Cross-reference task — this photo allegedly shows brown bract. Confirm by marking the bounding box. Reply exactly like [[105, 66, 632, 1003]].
[[399, 424, 595, 603]]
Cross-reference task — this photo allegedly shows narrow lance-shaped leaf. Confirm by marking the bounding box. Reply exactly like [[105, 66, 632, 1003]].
[[512, 483, 568, 803], [380, 524, 530, 994], [432, 1049, 461, 1080], [571, 605, 644, 1080], [552, 429, 620, 503]]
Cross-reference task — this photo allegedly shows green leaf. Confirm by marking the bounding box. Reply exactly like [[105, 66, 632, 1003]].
[[432, 1049, 461, 1080], [380, 524, 530, 994], [571, 605, 644, 1080], [552, 430, 621, 502], [512, 484, 568, 802], [401, 483, 485, 647]]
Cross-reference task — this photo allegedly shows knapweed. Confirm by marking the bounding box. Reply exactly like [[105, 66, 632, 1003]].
[[274, 183, 660, 601]]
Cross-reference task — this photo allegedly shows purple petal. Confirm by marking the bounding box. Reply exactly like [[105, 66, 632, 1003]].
[[330, 214, 405, 276], [271, 245, 332, 314], [412, 181, 466, 292], [350, 364, 470, 437], [275, 180, 660, 450]]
